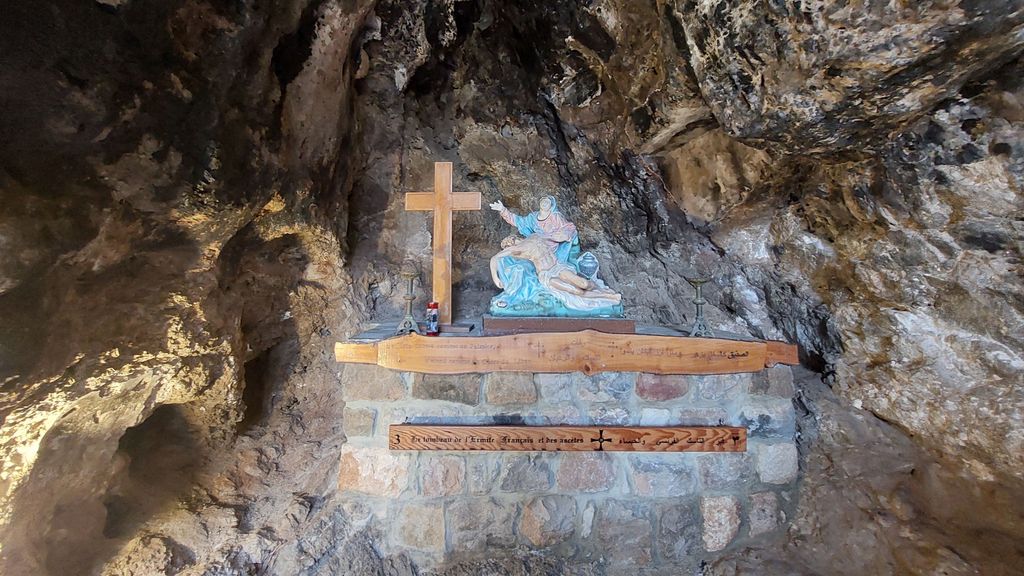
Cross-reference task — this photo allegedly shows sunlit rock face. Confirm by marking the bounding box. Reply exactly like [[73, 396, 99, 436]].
[[0, 0, 1022, 575], [674, 0, 1024, 155], [0, 0, 372, 573], [711, 61, 1024, 468]]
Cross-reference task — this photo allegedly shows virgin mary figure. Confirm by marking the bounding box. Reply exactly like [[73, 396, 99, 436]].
[[488, 196, 623, 317]]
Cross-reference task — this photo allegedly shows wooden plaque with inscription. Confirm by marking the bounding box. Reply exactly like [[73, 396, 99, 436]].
[[336, 330, 798, 375], [389, 425, 747, 452]]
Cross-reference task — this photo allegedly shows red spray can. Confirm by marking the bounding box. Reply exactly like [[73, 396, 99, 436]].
[[426, 302, 440, 336]]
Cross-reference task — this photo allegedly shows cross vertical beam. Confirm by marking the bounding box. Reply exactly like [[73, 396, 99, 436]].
[[404, 161, 481, 325], [433, 162, 453, 324]]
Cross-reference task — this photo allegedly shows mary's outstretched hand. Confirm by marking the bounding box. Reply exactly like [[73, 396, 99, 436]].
[[489, 200, 505, 211]]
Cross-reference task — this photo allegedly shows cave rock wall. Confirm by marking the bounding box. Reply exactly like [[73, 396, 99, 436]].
[[0, 0, 1021, 575]]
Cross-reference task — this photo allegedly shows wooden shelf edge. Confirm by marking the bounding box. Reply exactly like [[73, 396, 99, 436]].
[[335, 341, 378, 364], [765, 341, 799, 367]]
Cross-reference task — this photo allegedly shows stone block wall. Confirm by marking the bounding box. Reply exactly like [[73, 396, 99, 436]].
[[337, 364, 799, 573]]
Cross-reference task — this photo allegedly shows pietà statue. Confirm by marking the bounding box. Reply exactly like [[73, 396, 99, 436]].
[[488, 196, 623, 317]]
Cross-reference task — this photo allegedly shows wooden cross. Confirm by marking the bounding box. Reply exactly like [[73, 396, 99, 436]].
[[404, 162, 481, 325]]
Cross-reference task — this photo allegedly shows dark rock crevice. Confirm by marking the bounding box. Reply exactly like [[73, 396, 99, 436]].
[[272, 0, 327, 97], [103, 403, 208, 541]]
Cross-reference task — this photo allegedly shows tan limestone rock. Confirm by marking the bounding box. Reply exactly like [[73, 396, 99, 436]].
[[484, 372, 538, 405], [394, 502, 445, 552], [342, 407, 375, 437], [701, 495, 740, 552], [341, 365, 407, 401], [556, 453, 616, 493], [519, 495, 576, 548], [337, 445, 410, 496], [419, 455, 465, 497], [755, 442, 799, 485]]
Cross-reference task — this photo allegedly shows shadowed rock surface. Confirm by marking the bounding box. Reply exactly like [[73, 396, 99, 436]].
[[0, 1, 1021, 574]]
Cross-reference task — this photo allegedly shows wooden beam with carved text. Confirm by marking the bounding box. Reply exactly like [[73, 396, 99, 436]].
[[336, 330, 798, 375], [389, 425, 747, 452]]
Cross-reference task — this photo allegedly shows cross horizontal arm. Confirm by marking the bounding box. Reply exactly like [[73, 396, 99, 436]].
[[405, 191, 482, 211]]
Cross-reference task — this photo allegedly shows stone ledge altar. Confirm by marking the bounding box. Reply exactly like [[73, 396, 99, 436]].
[[335, 161, 800, 377]]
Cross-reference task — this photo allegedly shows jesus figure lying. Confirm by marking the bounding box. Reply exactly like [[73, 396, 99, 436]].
[[490, 234, 620, 302]]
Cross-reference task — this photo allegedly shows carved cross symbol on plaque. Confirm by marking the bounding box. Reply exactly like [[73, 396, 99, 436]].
[[591, 429, 611, 451], [405, 162, 482, 325]]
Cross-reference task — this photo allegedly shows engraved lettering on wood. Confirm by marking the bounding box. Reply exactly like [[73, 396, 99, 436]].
[[375, 331, 768, 375], [337, 331, 799, 375], [389, 425, 747, 452]]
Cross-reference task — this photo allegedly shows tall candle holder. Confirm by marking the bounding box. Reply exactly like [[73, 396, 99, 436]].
[[685, 277, 714, 338], [396, 264, 422, 335]]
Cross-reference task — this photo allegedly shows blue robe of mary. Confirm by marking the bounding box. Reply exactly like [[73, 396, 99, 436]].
[[490, 208, 623, 318]]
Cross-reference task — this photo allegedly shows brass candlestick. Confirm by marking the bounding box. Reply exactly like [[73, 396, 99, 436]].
[[396, 264, 421, 335], [685, 277, 714, 338]]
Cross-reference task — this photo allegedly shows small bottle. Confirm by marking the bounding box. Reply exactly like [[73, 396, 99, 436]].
[[426, 302, 440, 336]]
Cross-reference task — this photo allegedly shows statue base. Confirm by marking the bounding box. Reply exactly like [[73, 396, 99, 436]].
[[488, 294, 624, 318]]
